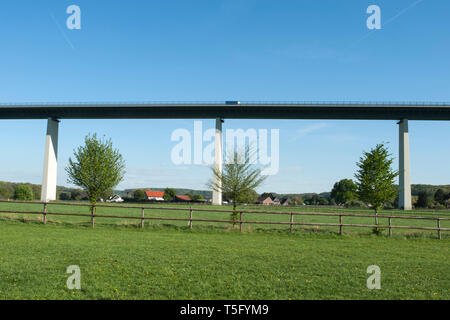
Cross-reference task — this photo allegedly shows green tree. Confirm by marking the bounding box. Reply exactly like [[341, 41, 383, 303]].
[[330, 179, 358, 205], [310, 194, 320, 205], [14, 185, 34, 201], [434, 189, 446, 205], [416, 191, 429, 208], [66, 133, 125, 207], [71, 189, 84, 201], [226, 189, 258, 204], [59, 192, 71, 201], [30, 185, 41, 200], [191, 194, 204, 201], [209, 149, 266, 224], [355, 144, 398, 225], [260, 192, 274, 200], [133, 189, 147, 202], [289, 197, 304, 206], [0, 187, 11, 200], [163, 188, 176, 201], [242, 189, 258, 204], [318, 197, 329, 205]]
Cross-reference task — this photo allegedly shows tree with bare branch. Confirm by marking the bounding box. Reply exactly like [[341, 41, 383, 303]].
[[209, 149, 266, 225]]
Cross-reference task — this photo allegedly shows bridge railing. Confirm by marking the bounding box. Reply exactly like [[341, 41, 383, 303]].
[[1, 100, 449, 106]]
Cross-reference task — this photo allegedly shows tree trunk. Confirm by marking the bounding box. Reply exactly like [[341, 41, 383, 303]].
[[232, 201, 237, 228], [90, 203, 96, 229]]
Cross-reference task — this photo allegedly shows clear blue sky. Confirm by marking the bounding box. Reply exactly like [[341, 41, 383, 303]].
[[0, 0, 449, 194]]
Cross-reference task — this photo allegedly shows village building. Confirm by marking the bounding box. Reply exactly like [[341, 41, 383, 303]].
[[259, 196, 274, 205], [106, 195, 124, 203], [145, 190, 165, 201], [174, 195, 191, 202], [272, 197, 281, 205]]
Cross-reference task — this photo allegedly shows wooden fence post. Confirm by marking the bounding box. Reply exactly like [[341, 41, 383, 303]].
[[437, 218, 441, 240], [189, 207, 193, 229], [289, 213, 294, 233], [43, 203, 47, 225], [91, 205, 95, 229], [240, 212, 243, 232], [388, 217, 392, 237], [339, 215, 343, 235], [141, 208, 145, 228]]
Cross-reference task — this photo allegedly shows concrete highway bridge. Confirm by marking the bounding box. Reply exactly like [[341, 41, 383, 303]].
[[1, 101, 450, 209]]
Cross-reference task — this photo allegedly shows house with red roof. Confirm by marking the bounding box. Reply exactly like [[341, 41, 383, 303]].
[[174, 195, 191, 202], [145, 190, 165, 201]]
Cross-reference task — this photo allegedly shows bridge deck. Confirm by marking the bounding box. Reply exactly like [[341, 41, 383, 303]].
[[1, 103, 450, 120]]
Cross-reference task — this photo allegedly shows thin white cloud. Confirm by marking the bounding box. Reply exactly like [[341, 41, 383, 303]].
[[293, 123, 328, 140], [384, 0, 425, 26], [49, 11, 75, 50]]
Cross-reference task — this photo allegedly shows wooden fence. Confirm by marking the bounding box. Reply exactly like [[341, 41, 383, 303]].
[[0, 200, 449, 239]]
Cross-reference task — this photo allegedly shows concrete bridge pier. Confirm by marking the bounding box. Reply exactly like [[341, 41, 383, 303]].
[[41, 118, 59, 202], [398, 119, 412, 210], [212, 118, 223, 205]]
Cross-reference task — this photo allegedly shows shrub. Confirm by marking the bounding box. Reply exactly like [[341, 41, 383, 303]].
[[383, 202, 395, 209], [372, 227, 385, 236], [344, 200, 367, 208], [191, 194, 204, 201], [289, 197, 304, 206], [433, 203, 446, 210], [445, 199, 450, 209], [14, 185, 34, 201]]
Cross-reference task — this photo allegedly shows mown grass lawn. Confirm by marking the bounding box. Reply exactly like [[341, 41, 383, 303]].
[[0, 219, 448, 300]]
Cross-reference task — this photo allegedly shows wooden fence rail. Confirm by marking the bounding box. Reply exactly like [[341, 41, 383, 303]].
[[0, 200, 449, 239]]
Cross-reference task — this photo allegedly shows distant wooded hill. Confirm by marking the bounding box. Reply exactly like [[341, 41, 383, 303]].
[[0, 181, 42, 200], [411, 184, 450, 197]]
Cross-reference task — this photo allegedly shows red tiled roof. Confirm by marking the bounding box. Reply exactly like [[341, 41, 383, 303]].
[[145, 191, 165, 198], [176, 195, 191, 201]]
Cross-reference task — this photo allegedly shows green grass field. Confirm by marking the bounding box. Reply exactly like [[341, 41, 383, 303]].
[[0, 219, 449, 300], [0, 202, 449, 300]]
